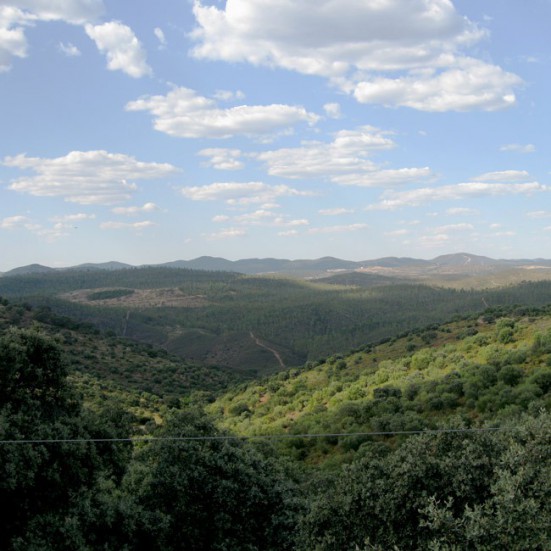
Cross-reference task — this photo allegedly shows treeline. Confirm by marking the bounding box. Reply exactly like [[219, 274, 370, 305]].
[[0, 327, 550, 549]]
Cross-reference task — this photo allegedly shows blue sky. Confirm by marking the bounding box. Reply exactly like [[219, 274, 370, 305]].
[[1, 0, 551, 271]]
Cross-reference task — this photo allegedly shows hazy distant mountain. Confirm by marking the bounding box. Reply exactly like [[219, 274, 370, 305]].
[[3, 264, 56, 276], [432, 253, 497, 267], [69, 261, 133, 271], [358, 257, 432, 268], [4, 253, 551, 279]]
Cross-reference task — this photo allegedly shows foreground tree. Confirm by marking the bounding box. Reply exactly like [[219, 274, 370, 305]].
[[0, 328, 132, 550], [125, 410, 301, 550], [299, 412, 551, 550]]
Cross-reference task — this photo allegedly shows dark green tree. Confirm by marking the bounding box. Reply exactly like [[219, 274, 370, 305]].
[[125, 410, 301, 550], [0, 328, 132, 550]]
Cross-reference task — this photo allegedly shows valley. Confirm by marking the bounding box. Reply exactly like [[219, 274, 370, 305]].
[[1, 257, 550, 549]]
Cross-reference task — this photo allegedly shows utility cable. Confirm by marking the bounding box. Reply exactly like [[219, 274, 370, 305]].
[[0, 426, 507, 445]]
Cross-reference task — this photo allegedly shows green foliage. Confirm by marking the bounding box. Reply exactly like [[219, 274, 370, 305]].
[[210, 310, 551, 464], [298, 412, 551, 550], [0, 328, 134, 550], [5, 269, 551, 375], [125, 411, 301, 550]]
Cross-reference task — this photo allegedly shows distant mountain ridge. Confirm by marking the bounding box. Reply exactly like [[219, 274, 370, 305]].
[[3, 252, 551, 278]]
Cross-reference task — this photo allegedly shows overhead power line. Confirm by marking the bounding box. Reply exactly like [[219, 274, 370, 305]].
[[0, 426, 506, 445]]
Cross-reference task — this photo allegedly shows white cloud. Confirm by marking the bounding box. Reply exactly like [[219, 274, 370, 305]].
[[212, 214, 230, 223], [526, 211, 551, 219], [323, 102, 341, 119], [256, 126, 389, 178], [180, 181, 314, 205], [8, 0, 104, 24], [367, 182, 548, 210], [385, 229, 409, 237], [111, 202, 160, 216], [0, 214, 34, 229], [334, 167, 434, 187], [434, 223, 474, 232], [212, 89, 245, 102], [278, 229, 299, 237], [500, 143, 536, 154], [191, 0, 521, 112], [353, 57, 520, 112], [473, 170, 531, 182], [319, 208, 354, 216], [58, 41, 80, 56], [420, 233, 450, 247], [154, 26, 166, 47], [256, 126, 433, 187], [233, 209, 309, 227], [198, 148, 244, 170], [4, 150, 177, 205], [0, 1, 103, 70], [308, 223, 368, 234], [50, 213, 95, 222], [446, 207, 478, 215], [126, 86, 318, 138], [100, 220, 155, 230], [0, 213, 91, 241], [85, 21, 152, 78], [205, 227, 246, 240]]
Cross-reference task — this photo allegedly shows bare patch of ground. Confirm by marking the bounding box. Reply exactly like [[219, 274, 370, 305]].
[[60, 287, 208, 308]]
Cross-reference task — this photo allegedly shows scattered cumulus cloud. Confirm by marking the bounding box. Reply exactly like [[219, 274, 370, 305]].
[[180, 181, 314, 205], [526, 211, 551, 219], [434, 223, 474, 232], [233, 209, 309, 228], [323, 103, 342, 119], [4, 150, 177, 205], [446, 207, 478, 215], [58, 41, 81, 56], [255, 126, 433, 187], [85, 21, 152, 77], [0, 1, 103, 71], [100, 220, 156, 230], [50, 213, 95, 223], [198, 148, 244, 170], [205, 227, 246, 240], [353, 57, 520, 112], [385, 229, 409, 237], [191, 0, 522, 112], [153, 26, 166, 48], [0, 214, 34, 230], [500, 143, 536, 154], [472, 170, 531, 182], [126, 86, 318, 139], [0, 212, 93, 241], [308, 223, 368, 235], [367, 182, 548, 210], [420, 233, 450, 247], [319, 208, 354, 216], [111, 202, 160, 216], [212, 89, 245, 102]]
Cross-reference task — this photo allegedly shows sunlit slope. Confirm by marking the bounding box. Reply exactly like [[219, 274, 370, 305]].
[[208, 307, 551, 463]]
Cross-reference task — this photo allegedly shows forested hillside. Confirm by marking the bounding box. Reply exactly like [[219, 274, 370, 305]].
[[3, 267, 551, 375], [0, 299, 550, 549], [209, 305, 551, 464]]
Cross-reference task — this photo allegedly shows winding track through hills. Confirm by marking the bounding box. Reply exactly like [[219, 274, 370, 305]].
[[250, 332, 286, 369]]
